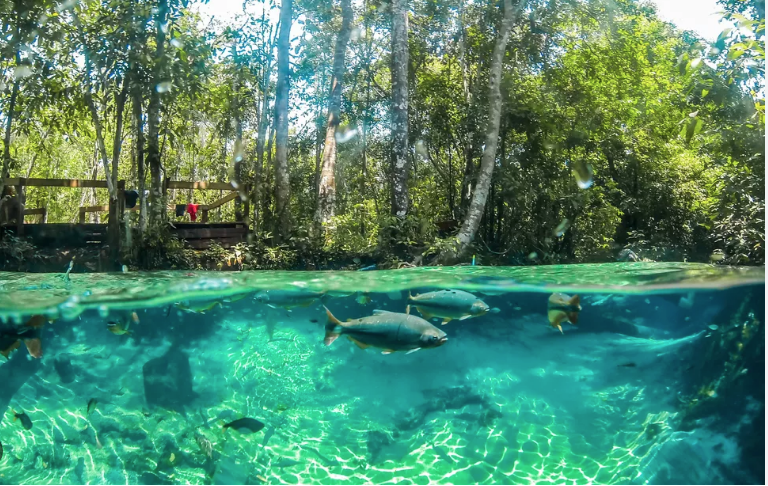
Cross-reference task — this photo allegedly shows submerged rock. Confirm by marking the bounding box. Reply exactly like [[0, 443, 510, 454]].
[[142, 347, 197, 413]]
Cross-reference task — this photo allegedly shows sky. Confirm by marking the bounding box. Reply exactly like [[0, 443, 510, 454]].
[[194, 0, 728, 41]]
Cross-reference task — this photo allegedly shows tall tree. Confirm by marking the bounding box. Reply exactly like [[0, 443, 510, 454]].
[[274, 0, 292, 241], [442, 0, 514, 261], [315, 0, 354, 230], [147, 0, 168, 227], [390, 0, 409, 218]]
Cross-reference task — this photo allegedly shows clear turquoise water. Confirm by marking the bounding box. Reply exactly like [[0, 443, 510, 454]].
[[0, 263, 764, 485]]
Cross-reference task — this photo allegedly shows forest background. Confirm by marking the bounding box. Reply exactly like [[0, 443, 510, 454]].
[[0, 0, 764, 270]]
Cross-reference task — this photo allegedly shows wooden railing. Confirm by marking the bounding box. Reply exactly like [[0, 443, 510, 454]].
[[4, 178, 248, 235]]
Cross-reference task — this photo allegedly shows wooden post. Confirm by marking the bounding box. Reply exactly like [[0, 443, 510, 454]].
[[16, 178, 25, 236], [201, 209, 209, 224], [79, 208, 86, 224]]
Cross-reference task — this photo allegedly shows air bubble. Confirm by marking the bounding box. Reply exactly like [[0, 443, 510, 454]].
[[335, 126, 357, 143], [156, 81, 172, 93], [554, 219, 570, 237], [415, 140, 427, 159], [13, 65, 33, 80], [571, 160, 593, 189]]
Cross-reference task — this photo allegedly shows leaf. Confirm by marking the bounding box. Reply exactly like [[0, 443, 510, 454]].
[[727, 47, 745, 61], [701, 88, 709, 98]]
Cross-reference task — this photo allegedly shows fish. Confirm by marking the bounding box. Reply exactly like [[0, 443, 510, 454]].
[[107, 311, 138, 335], [23, 336, 42, 358], [13, 410, 33, 430], [255, 289, 324, 309], [222, 293, 248, 303], [0, 336, 21, 359], [355, 292, 372, 305], [618, 362, 637, 368], [407, 289, 490, 325], [309, 318, 319, 323], [175, 301, 222, 314], [546, 293, 581, 333], [0, 439, 3, 461], [223, 417, 266, 434], [196, 434, 213, 459], [323, 307, 448, 354], [24, 315, 49, 329], [87, 398, 98, 415]]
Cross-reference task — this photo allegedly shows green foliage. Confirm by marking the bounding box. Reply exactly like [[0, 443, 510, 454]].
[[0, 0, 763, 269]]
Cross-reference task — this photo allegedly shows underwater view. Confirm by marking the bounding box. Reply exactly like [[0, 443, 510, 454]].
[[0, 263, 764, 485]]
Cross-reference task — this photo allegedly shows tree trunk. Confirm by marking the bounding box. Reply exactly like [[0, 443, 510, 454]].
[[390, 0, 409, 218], [443, 0, 514, 262], [315, 0, 353, 230], [253, 28, 275, 234], [133, 90, 147, 234], [274, 0, 292, 241], [107, 78, 128, 265], [0, 52, 20, 197], [147, 0, 167, 228]]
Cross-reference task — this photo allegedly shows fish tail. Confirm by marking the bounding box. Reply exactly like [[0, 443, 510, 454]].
[[323, 307, 342, 345], [569, 294, 581, 308]]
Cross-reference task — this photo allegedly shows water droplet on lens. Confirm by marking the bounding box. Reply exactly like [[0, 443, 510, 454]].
[[571, 160, 593, 189], [55, 0, 77, 13], [554, 219, 570, 237], [415, 140, 427, 159], [335, 126, 357, 143], [14, 65, 33, 80], [156, 81, 172, 93]]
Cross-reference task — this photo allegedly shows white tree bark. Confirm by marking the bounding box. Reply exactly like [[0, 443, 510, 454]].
[[315, 0, 353, 229], [450, 0, 515, 260], [390, 0, 409, 218]]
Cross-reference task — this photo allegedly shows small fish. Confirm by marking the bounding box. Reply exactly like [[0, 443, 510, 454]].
[[87, 398, 98, 415], [255, 289, 324, 309], [407, 290, 490, 325], [618, 362, 637, 368], [355, 292, 372, 305], [196, 434, 213, 459], [175, 301, 222, 314], [309, 318, 319, 323], [24, 315, 49, 329], [223, 293, 248, 303], [107, 321, 131, 336], [13, 410, 33, 430], [324, 307, 447, 354], [0, 337, 21, 359], [23, 336, 42, 359], [223, 417, 266, 434], [546, 293, 581, 333]]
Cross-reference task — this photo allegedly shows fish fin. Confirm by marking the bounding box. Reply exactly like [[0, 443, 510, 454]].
[[381, 350, 395, 355], [569, 294, 581, 308], [267, 304, 277, 309], [416, 307, 434, 320], [324, 307, 343, 345], [406, 348, 421, 355], [458, 315, 472, 320], [347, 336, 370, 349], [557, 324, 563, 334], [372, 309, 395, 315], [441, 318, 452, 325], [567, 312, 579, 325], [548, 310, 566, 327]]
